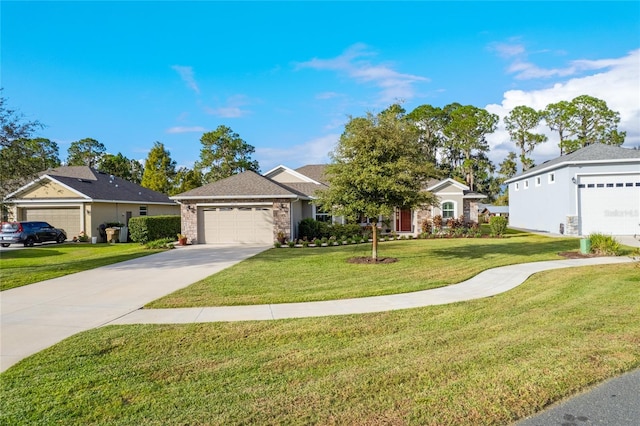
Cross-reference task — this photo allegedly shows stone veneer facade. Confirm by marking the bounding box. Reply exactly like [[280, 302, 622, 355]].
[[414, 199, 480, 234], [179, 198, 292, 244]]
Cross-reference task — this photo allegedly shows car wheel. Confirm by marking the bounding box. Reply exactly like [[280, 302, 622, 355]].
[[56, 234, 66, 244], [1, 243, 9, 248], [24, 237, 35, 247]]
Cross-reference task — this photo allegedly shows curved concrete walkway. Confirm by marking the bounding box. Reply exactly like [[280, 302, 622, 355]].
[[109, 256, 634, 325]]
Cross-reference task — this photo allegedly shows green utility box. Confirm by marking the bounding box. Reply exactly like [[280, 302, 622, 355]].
[[580, 238, 591, 254]]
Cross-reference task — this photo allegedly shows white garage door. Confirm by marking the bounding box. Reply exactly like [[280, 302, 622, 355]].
[[21, 207, 81, 239], [201, 206, 273, 244], [578, 174, 640, 235]]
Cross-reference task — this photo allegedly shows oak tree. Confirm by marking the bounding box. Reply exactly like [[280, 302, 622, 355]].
[[316, 108, 438, 260]]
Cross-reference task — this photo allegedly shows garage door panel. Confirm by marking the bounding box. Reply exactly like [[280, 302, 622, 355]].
[[22, 208, 80, 239], [201, 206, 273, 244], [578, 175, 640, 235]]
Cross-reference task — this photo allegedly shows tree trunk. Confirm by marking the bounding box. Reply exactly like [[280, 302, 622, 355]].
[[371, 221, 378, 260]]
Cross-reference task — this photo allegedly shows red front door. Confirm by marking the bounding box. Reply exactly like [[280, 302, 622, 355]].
[[395, 209, 412, 232]]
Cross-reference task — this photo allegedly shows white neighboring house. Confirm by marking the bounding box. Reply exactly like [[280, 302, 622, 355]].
[[505, 144, 640, 236]]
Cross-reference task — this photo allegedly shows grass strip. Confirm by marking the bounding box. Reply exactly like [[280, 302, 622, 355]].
[[2, 263, 638, 425]]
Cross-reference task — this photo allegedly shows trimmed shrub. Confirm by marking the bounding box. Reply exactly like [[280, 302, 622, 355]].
[[144, 238, 175, 249], [298, 219, 365, 241], [489, 216, 508, 237], [298, 218, 319, 241], [129, 215, 181, 244], [589, 233, 621, 256]]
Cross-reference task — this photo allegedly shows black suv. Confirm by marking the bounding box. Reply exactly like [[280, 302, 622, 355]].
[[0, 221, 67, 247]]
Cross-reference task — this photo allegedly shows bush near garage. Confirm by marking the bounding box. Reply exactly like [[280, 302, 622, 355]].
[[129, 215, 181, 244]]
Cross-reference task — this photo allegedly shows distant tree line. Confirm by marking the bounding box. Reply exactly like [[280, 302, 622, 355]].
[[1, 89, 625, 214]]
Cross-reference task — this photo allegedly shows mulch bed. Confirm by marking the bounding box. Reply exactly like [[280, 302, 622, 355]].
[[347, 257, 398, 264]]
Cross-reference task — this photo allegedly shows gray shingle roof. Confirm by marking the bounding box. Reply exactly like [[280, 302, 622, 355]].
[[173, 170, 307, 199], [507, 143, 640, 182], [295, 164, 328, 185], [25, 166, 176, 204], [278, 182, 327, 198]]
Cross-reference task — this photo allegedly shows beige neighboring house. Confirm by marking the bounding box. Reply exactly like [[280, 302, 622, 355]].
[[4, 166, 179, 240], [413, 178, 486, 231], [172, 165, 486, 245]]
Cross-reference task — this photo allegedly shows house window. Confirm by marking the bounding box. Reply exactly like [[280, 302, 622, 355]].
[[524, 180, 529, 189], [515, 183, 519, 191], [442, 201, 455, 219], [535, 176, 541, 187], [139, 206, 147, 216], [315, 206, 332, 222], [548, 173, 555, 183]]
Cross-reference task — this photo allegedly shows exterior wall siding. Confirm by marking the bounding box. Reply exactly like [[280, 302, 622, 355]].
[[20, 181, 81, 199], [508, 162, 639, 235]]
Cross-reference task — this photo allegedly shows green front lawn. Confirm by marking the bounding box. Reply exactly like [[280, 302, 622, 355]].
[[0, 243, 166, 291], [2, 263, 638, 425], [150, 232, 584, 307]]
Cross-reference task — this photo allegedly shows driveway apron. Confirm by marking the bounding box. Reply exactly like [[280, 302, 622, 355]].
[[0, 244, 269, 372]]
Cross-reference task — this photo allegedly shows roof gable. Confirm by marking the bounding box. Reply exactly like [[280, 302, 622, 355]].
[[295, 164, 328, 185], [6, 166, 176, 204], [506, 143, 640, 183], [16, 179, 86, 199], [172, 170, 307, 199], [427, 178, 469, 193]]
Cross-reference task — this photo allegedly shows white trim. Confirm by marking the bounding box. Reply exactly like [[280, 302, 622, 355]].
[[171, 194, 301, 200], [9, 199, 88, 204], [11, 199, 176, 208], [427, 178, 469, 192], [262, 165, 321, 184], [81, 203, 87, 233], [504, 157, 640, 184], [196, 202, 273, 207], [92, 199, 177, 206], [6, 175, 90, 200], [575, 170, 640, 179], [440, 199, 457, 219]]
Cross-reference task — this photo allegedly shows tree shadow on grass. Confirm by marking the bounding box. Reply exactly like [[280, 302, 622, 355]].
[[425, 238, 581, 260], [0, 248, 64, 260]]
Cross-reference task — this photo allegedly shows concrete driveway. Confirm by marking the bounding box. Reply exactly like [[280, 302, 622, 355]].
[[0, 243, 269, 372]]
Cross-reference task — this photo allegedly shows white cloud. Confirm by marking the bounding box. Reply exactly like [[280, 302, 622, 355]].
[[166, 126, 206, 134], [489, 40, 630, 81], [485, 49, 640, 167], [171, 65, 200, 94], [255, 134, 339, 171], [316, 91, 343, 100], [296, 43, 429, 104], [204, 94, 252, 118]]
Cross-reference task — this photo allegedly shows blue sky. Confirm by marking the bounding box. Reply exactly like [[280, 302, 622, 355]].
[[2, 1, 639, 172]]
